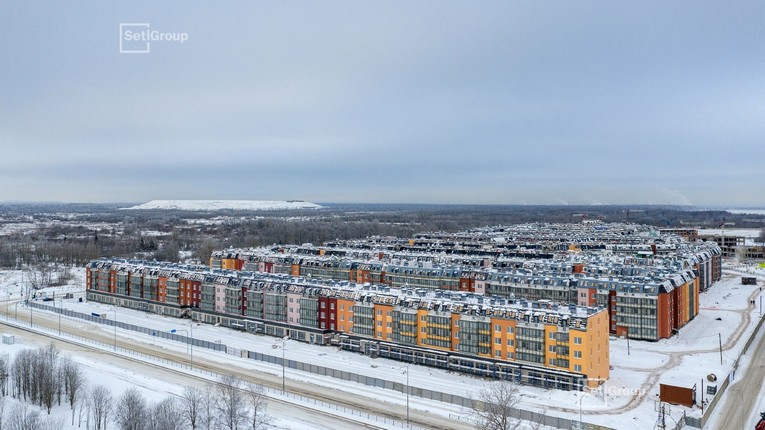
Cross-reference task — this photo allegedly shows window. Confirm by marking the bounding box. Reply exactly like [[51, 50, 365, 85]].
[[506, 326, 514, 334], [495, 338, 501, 344], [507, 339, 514, 346], [377, 309, 382, 316], [377, 321, 382, 327], [548, 345, 555, 352], [494, 324, 501, 332], [549, 332, 554, 339], [574, 337, 582, 345], [386, 311, 391, 317], [340, 304, 344, 310], [386, 322, 391, 328], [507, 352, 514, 359], [495, 350, 501, 357], [340, 315, 344, 321], [574, 350, 582, 359], [574, 364, 582, 372]]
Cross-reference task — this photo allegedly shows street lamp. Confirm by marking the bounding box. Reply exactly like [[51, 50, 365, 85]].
[[276, 336, 288, 392], [112, 305, 117, 351], [402, 363, 410, 427], [56, 298, 62, 335], [170, 328, 192, 369], [14, 302, 20, 320]]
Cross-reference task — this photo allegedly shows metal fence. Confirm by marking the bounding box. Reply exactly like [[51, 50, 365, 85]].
[[7, 305, 420, 430], [683, 311, 765, 429], [27, 301, 615, 430]]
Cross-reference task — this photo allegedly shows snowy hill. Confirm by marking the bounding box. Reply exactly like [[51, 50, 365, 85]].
[[122, 200, 322, 211]]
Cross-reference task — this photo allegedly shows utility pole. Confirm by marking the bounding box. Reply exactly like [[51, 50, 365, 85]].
[[113, 305, 117, 351], [405, 363, 410, 428], [719, 333, 723, 365]]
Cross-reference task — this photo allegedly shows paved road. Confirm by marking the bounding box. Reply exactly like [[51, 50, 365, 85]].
[[0, 299, 473, 430], [713, 323, 765, 430]]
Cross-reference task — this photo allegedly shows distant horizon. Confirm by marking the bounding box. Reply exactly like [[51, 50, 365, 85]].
[[1, 198, 764, 210]]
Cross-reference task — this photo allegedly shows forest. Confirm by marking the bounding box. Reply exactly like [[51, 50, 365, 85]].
[[0, 203, 762, 270]]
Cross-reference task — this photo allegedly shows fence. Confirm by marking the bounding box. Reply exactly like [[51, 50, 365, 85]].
[[6, 305, 419, 430], [684, 311, 765, 429], [26, 301, 615, 430]]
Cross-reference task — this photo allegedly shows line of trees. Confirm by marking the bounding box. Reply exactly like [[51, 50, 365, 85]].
[[0, 344, 270, 430]]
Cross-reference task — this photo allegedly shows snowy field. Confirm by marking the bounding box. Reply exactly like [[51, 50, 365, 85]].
[[123, 200, 322, 211], [1, 264, 764, 429]]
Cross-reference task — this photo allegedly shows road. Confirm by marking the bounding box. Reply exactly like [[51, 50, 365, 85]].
[[0, 299, 473, 430], [713, 323, 765, 430]]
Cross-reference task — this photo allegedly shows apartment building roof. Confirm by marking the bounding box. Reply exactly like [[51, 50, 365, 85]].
[[89, 258, 603, 327]]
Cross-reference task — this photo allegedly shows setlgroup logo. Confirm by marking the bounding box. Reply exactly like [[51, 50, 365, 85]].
[[119, 23, 189, 54]]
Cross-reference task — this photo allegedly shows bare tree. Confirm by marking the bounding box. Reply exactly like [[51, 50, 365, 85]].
[[61, 359, 86, 425], [114, 387, 146, 430], [6, 403, 44, 430], [470, 381, 522, 430], [147, 397, 183, 430], [38, 343, 60, 414], [181, 386, 205, 430], [214, 374, 249, 430], [90, 385, 113, 430], [0, 352, 9, 396], [77, 385, 89, 428], [24, 263, 52, 292], [42, 415, 65, 430], [244, 383, 270, 430], [200, 384, 215, 430], [0, 396, 6, 430]]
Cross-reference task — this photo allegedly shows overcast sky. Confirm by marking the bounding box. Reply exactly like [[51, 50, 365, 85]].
[[1, 2, 763, 205]]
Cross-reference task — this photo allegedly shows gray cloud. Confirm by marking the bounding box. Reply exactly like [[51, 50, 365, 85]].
[[1, 1, 763, 205]]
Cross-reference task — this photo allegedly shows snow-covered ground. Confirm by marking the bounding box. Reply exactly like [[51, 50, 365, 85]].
[[1, 263, 764, 429], [697, 228, 763, 246], [123, 200, 322, 211]]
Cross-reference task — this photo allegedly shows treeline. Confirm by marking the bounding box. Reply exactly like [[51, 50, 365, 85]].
[[0, 344, 270, 430], [0, 204, 762, 271]]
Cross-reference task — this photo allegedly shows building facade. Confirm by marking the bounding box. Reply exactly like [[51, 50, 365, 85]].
[[86, 258, 609, 389]]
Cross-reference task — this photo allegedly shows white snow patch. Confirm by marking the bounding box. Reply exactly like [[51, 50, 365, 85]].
[[123, 200, 322, 211]]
